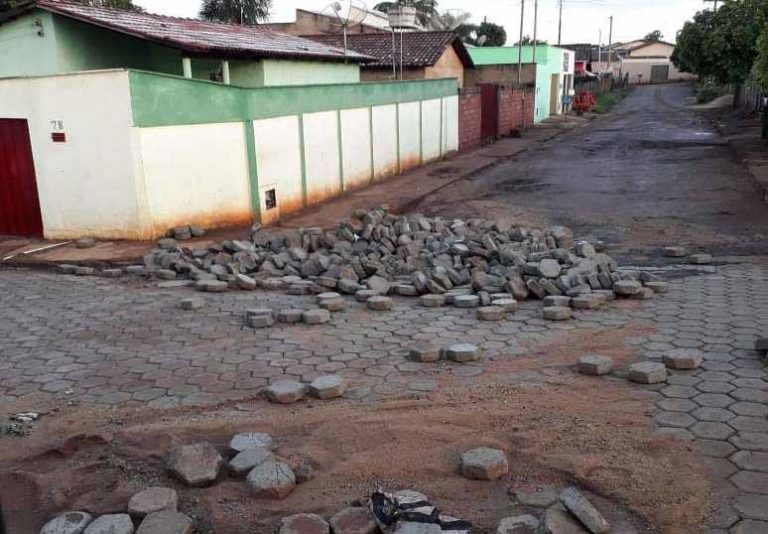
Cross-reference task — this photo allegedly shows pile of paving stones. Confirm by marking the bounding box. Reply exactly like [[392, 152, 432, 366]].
[[505, 485, 613, 533], [137, 206, 667, 315], [577, 347, 706, 386]]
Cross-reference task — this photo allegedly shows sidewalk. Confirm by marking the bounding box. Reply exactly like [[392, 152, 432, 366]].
[[0, 116, 587, 268], [711, 108, 768, 203]]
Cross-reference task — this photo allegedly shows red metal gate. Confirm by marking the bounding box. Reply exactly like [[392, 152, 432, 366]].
[[0, 119, 44, 237], [479, 84, 499, 143]]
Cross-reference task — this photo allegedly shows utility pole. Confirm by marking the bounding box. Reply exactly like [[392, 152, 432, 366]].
[[704, 0, 719, 9], [607, 15, 613, 76], [518, 0, 525, 86], [557, 0, 563, 46], [533, 0, 539, 64]]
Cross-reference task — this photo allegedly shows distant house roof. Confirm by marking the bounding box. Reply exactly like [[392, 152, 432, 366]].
[[306, 31, 473, 69], [561, 43, 620, 63], [1, 0, 371, 63]]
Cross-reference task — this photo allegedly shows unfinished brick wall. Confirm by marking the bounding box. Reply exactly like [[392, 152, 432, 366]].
[[458, 88, 482, 151], [498, 85, 536, 136]]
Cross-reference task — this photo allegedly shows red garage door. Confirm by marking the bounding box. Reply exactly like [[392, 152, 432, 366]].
[[0, 119, 43, 237]]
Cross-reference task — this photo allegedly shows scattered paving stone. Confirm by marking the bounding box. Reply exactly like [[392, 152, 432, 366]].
[[367, 296, 393, 311], [662, 349, 703, 370], [166, 442, 223, 487], [280, 514, 330, 534], [128, 487, 178, 519], [74, 267, 96, 276], [308, 375, 346, 399], [643, 281, 668, 293], [577, 355, 613, 376], [544, 296, 571, 307], [628, 362, 667, 384], [247, 314, 276, 329], [393, 523, 442, 533], [355, 290, 378, 302], [136, 511, 192, 534], [542, 306, 571, 321], [492, 298, 518, 312], [454, 295, 480, 308], [76, 238, 96, 249], [294, 462, 316, 484], [513, 486, 560, 508], [497, 515, 539, 534], [664, 246, 687, 257], [443, 344, 480, 363], [539, 504, 588, 534], [179, 298, 203, 311], [155, 269, 177, 280], [230, 432, 273, 452], [570, 295, 602, 310], [460, 447, 509, 480], [101, 269, 123, 278], [278, 309, 305, 323], [195, 280, 228, 293], [477, 306, 506, 321], [420, 294, 446, 307], [319, 298, 346, 312], [689, 253, 712, 264], [236, 274, 257, 290], [303, 309, 331, 325], [329, 507, 379, 534], [56, 264, 78, 274], [158, 280, 193, 289], [613, 280, 642, 296], [559, 487, 610, 533], [265, 380, 307, 404], [246, 460, 296, 498], [410, 346, 441, 363], [83, 514, 134, 534], [229, 447, 273, 477], [40, 512, 93, 534]]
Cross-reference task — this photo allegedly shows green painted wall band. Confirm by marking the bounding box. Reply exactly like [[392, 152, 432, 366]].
[[128, 70, 458, 128], [298, 114, 308, 208], [242, 121, 261, 223]]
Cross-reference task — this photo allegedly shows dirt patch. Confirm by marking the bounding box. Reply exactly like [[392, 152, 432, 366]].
[[0, 326, 708, 534]]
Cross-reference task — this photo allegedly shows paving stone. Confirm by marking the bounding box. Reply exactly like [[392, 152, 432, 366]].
[[656, 412, 696, 428], [308, 375, 346, 399], [689, 253, 712, 264], [420, 294, 446, 307], [195, 280, 228, 293], [644, 281, 668, 293], [355, 290, 377, 302], [513, 485, 560, 507], [695, 381, 736, 394], [691, 421, 734, 440], [443, 344, 480, 363], [731, 520, 768, 534], [660, 385, 698, 399], [628, 362, 667, 384], [83, 514, 134, 534], [703, 456, 738, 479], [730, 416, 768, 433], [734, 493, 768, 520], [265, 380, 307, 404], [136, 511, 193, 534], [613, 280, 642, 296], [477, 306, 506, 321], [732, 388, 768, 403], [538, 504, 589, 534], [731, 433, 768, 452], [577, 355, 613, 376], [454, 295, 480, 309], [248, 314, 276, 329], [690, 407, 734, 423], [128, 487, 178, 519], [698, 439, 736, 458], [559, 487, 610, 534], [246, 460, 296, 498], [303, 309, 331, 325], [657, 398, 698, 412], [280, 514, 330, 534], [328, 507, 378, 534], [409, 346, 441, 363], [664, 246, 687, 257], [694, 393, 734, 408], [230, 432, 273, 452], [543, 296, 571, 307], [166, 442, 223, 487], [367, 296, 393, 311], [542, 306, 571, 321], [663, 349, 703, 370], [319, 298, 346, 312], [278, 309, 305, 324], [394, 522, 442, 533], [492, 298, 519, 312], [731, 451, 768, 473], [40, 512, 93, 534], [460, 447, 508, 480], [179, 298, 204, 311], [570, 295, 602, 310], [229, 447, 273, 477], [732, 471, 768, 494], [496, 515, 539, 533]]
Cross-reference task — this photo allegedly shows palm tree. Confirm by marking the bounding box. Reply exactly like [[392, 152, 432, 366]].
[[200, 0, 272, 25], [430, 9, 471, 31], [373, 0, 439, 28]]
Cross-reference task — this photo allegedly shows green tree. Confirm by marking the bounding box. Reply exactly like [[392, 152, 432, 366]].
[[373, 0, 438, 28], [643, 29, 663, 41], [516, 35, 548, 46], [200, 0, 272, 25], [430, 9, 471, 31], [474, 21, 506, 47]]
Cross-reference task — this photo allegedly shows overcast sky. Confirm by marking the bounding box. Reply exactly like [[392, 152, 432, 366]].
[[135, 0, 710, 45]]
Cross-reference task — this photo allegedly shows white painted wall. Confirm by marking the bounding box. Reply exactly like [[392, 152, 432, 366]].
[[371, 104, 398, 180], [398, 101, 422, 172], [252, 115, 304, 221], [0, 70, 149, 239], [303, 111, 341, 205], [137, 122, 252, 233], [443, 95, 459, 153], [421, 98, 442, 162], [340, 107, 373, 190]]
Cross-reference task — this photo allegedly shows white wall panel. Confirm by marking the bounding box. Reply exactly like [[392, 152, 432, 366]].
[[340, 108, 372, 190], [303, 111, 341, 205], [398, 101, 422, 172], [253, 116, 303, 220], [443, 95, 459, 153], [371, 104, 398, 181], [421, 98, 442, 162], [139, 122, 252, 233]]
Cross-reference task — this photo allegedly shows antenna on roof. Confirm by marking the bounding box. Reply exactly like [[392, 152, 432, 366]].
[[320, 0, 369, 56]]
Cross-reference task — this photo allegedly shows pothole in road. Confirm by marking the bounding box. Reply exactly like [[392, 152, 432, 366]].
[[490, 177, 551, 193], [637, 139, 726, 149]]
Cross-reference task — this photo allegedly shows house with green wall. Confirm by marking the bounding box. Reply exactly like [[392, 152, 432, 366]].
[[0, 0, 369, 86], [469, 45, 576, 124]]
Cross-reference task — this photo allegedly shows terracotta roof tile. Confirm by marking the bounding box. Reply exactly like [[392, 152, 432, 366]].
[[24, 0, 370, 62]]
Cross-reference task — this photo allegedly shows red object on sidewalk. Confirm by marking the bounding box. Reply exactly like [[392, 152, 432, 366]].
[[573, 91, 597, 113]]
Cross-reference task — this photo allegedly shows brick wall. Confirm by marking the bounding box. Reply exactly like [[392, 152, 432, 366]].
[[458, 88, 482, 151], [498, 85, 536, 136]]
